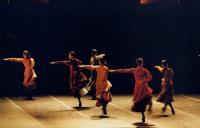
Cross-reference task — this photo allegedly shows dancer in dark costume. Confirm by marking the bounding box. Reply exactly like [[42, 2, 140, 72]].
[[110, 58, 153, 122], [88, 49, 99, 100], [50, 51, 87, 108], [154, 60, 175, 115], [80, 55, 112, 116], [3, 50, 37, 100]]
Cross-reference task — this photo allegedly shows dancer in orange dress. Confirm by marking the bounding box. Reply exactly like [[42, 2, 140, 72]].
[[80, 54, 112, 116], [154, 60, 175, 115], [110, 58, 152, 122], [3, 50, 37, 100], [50, 51, 87, 108]]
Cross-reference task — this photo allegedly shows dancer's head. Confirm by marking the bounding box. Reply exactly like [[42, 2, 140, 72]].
[[161, 60, 168, 68], [91, 49, 97, 56], [23, 50, 31, 59], [98, 57, 106, 65], [68, 51, 76, 60], [136, 58, 143, 67]]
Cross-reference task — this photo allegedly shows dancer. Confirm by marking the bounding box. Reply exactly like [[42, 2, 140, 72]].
[[80, 54, 112, 116], [154, 60, 175, 115], [88, 49, 98, 100], [50, 51, 87, 108], [3, 50, 37, 100], [110, 58, 153, 122]]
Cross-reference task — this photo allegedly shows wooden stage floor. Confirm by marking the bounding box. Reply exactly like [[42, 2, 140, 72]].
[[0, 95, 200, 128]]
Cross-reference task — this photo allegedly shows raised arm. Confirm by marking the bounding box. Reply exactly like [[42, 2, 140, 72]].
[[79, 65, 96, 70], [154, 65, 163, 72], [96, 54, 106, 59], [109, 68, 134, 74], [3, 58, 23, 63]]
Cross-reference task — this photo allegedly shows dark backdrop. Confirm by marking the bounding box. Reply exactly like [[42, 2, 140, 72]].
[[0, 0, 200, 96]]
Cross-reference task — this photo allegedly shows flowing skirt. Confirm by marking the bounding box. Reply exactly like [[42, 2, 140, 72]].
[[157, 81, 174, 104], [131, 96, 152, 112]]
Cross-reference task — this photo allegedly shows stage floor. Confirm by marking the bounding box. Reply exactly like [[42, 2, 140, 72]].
[[0, 95, 200, 128]]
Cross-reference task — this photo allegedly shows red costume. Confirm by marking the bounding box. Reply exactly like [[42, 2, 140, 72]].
[[112, 67, 152, 112], [82, 65, 112, 104], [4, 58, 37, 88]]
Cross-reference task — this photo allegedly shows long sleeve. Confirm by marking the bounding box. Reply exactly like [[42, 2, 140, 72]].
[[110, 68, 134, 74], [50, 61, 69, 65], [3, 58, 23, 63], [80, 65, 96, 70]]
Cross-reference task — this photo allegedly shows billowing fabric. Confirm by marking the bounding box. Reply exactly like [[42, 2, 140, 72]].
[[8, 58, 37, 88], [157, 68, 174, 104]]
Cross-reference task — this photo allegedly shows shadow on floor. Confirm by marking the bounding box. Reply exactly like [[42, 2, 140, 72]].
[[150, 114, 170, 119], [133, 122, 156, 128], [49, 109, 76, 112], [73, 106, 93, 111], [91, 115, 116, 120]]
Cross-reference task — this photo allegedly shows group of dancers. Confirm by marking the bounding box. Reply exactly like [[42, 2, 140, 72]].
[[2, 49, 175, 123]]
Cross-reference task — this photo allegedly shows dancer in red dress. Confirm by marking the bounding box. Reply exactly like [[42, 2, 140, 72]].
[[80, 55, 112, 116], [3, 50, 37, 100], [110, 58, 152, 122], [50, 51, 87, 108]]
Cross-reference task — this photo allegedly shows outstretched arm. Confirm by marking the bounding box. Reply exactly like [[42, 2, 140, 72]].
[[49, 61, 69, 65], [3, 58, 23, 63], [154, 65, 163, 72], [79, 65, 96, 70], [109, 68, 134, 74]]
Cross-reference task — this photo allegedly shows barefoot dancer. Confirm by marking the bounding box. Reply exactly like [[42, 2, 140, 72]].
[[110, 58, 153, 122], [3, 50, 37, 100], [50, 51, 87, 108], [80, 54, 112, 116], [154, 60, 175, 115]]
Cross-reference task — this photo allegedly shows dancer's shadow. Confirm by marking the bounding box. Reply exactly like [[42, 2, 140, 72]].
[[133, 122, 156, 128], [150, 114, 169, 119], [8, 97, 36, 101], [23, 98, 36, 101], [91, 115, 116, 120], [73, 106, 92, 111]]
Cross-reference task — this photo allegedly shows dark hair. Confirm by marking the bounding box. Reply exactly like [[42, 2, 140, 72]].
[[161, 60, 168, 67], [136, 58, 143, 66], [98, 57, 106, 65], [23, 50, 31, 58], [69, 51, 76, 58]]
